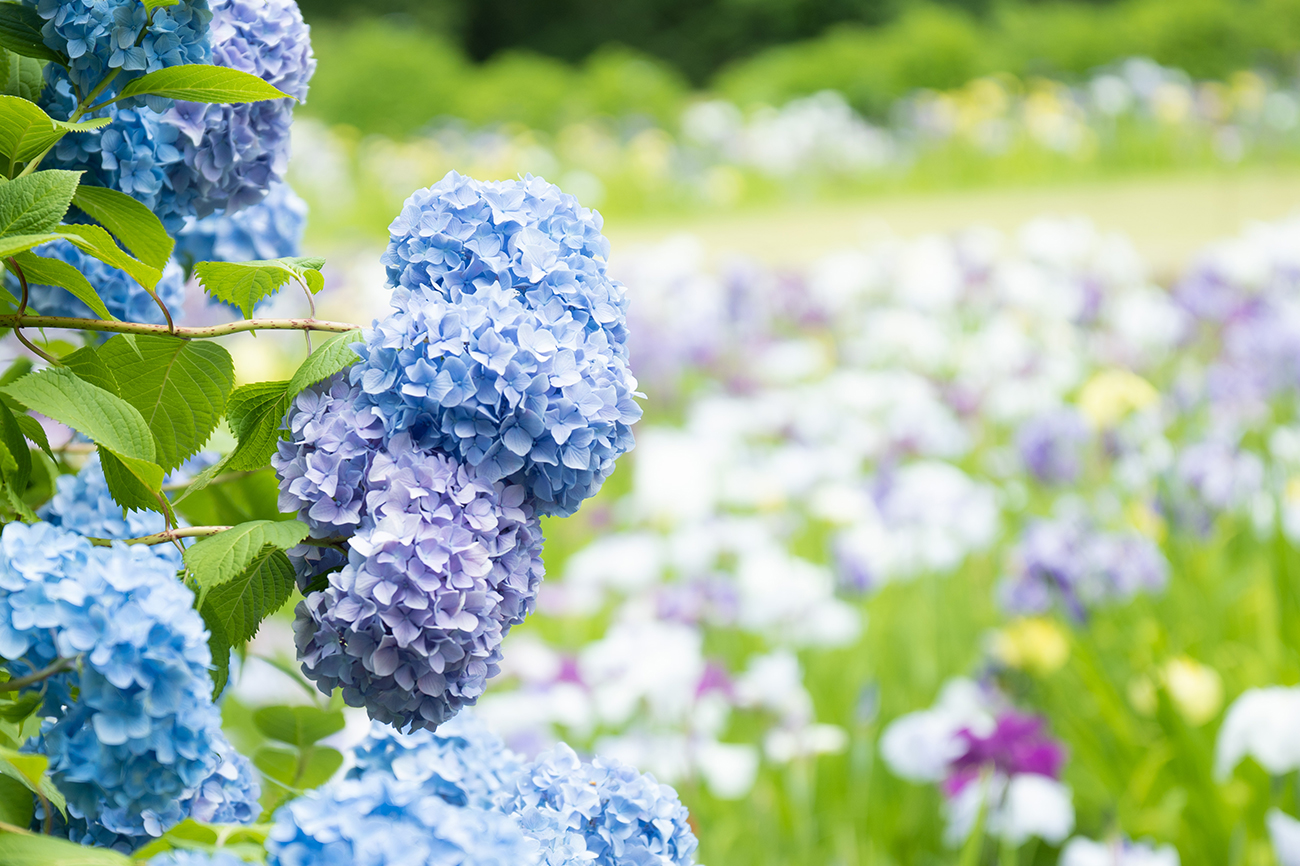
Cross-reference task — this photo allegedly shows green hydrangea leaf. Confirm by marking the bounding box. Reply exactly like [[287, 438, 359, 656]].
[[2, 366, 165, 514], [71, 185, 173, 271], [98, 335, 235, 472], [183, 518, 310, 597], [198, 543, 296, 696], [194, 257, 325, 318], [224, 380, 290, 472], [117, 64, 291, 104], [252, 705, 345, 748], [287, 329, 362, 403], [0, 4, 64, 64], [0, 831, 130, 865], [0, 51, 44, 102], [0, 169, 80, 237], [55, 223, 161, 291], [9, 249, 115, 320]]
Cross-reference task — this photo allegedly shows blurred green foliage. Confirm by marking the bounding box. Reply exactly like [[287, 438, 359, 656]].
[[299, 0, 1300, 138], [304, 22, 689, 137], [718, 0, 1300, 116]]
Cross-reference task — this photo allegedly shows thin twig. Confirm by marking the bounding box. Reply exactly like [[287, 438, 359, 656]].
[[161, 469, 258, 492], [4, 259, 61, 366], [86, 526, 232, 547], [0, 314, 360, 340], [0, 657, 75, 692]]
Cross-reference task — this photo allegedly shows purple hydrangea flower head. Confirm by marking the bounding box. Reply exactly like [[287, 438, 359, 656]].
[[349, 712, 523, 809], [161, 0, 315, 220], [293, 433, 545, 730], [1000, 518, 1168, 618], [266, 772, 537, 866], [502, 743, 698, 866], [272, 374, 383, 539], [352, 281, 641, 516], [945, 711, 1067, 795], [0, 522, 235, 848], [1016, 409, 1089, 485], [383, 171, 629, 357], [175, 181, 308, 268], [26, 0, 212, 109]]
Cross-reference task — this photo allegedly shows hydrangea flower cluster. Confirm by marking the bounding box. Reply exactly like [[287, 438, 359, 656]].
[[292, 431, 544, 730], [175, 181, 308, 268], [38, 0, 311, 233], [1000, 518, 1168, 618], [0, 522, 254, 848], [278, 173, 639, 728], [274, 375, 383, 539], [382, 172, 630, 356], [14, 239, 187, 326], [364, 172, 641, 517], [25, 0, 212, 106], [44, 80, 187, 222], [349, 713, 523, 810], [148, 852, 250, 866], [502, 743, 699, 866], [352, 279, 641, 517], [161, 0, 315, 220], [266, 772, 536, 866]]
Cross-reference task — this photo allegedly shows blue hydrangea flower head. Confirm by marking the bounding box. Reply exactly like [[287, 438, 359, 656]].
[[293, 432, 545, 731], [40, 454, 182, 569], [148, 851, 249, 866], [175, 181, 308, 268], [0, 521, 239, 849], [383, 171, 630, 359], [352, 282, 641, 517], [162, 0, 315, 219], [267, 772, 538, 866], [349, 713, 523, 810], [14, 239, 187, 326], [503, 744, 699, 866], [183, 746, 261, 826], [27, 0, 212, 108]]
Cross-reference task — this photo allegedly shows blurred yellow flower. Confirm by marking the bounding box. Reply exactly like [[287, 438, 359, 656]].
[[1077, 369, 1159, 428], [1127, 500, 1167, 543], [1163, 656, 1224, 726], [992, 617, 1070, 676]]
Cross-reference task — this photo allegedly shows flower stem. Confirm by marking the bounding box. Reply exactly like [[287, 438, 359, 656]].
[[0, 657, 75, 692], [0, 314, 360, 340], [87, 526, 232, 547], [4, 258, 62, 366]]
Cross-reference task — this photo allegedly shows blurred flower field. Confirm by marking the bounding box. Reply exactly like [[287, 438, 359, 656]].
[[288, 56, 1300, 235], [215, 172, 1300, 864]]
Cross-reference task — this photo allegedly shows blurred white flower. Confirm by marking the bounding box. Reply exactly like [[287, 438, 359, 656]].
[[944, 773, 1074, 848], [1060, 836, 1180, 866], [1269, 809, 1300, 866], [765, 724, 849, 763], [1214, 686, 1300, 778], [880, 678, 995, 782]]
